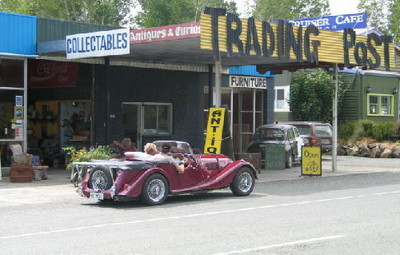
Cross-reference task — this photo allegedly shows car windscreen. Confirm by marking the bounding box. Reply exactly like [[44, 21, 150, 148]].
[[315, 125, 333, 137], [254, 128, 284, 140], [293, 125, 311, 136]]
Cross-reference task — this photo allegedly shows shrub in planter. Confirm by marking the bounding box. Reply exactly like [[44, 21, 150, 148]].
[[62, 145, 115, 171]]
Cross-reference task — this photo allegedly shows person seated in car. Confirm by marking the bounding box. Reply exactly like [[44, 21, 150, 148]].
[[124, 142, 159, 160], [113, 137, 137, 156], [151, 143, 185, 174]]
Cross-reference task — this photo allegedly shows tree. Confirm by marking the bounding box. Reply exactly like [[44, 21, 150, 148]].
[[0, 0, 133, 26], [252, 0, 330, 21], [389, 0, 400, 44], [358, 0, 393, 34], [288, 69, 332, 123], [134, 0, 237, 28]]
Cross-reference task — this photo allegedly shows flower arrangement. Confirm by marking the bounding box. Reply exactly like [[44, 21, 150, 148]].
[[62, 145, 115, 170]]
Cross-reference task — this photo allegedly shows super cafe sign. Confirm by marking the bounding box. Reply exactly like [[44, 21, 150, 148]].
[[66, 28, 129, 59], [201, 8, 396, 70]]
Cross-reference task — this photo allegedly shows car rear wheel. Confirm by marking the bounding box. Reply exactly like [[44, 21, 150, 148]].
[[286, 152, 293, 168], [230, 167, 255, 196], [89, 166, 113, 190], [141, 173, 169, 206]]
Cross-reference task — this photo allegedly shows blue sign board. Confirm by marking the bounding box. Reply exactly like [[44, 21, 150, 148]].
[[286, 13, 367, 31]]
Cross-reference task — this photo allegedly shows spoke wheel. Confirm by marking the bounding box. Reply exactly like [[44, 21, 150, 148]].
[[230, 167, 255, 196], [141, 174, 169, 206], [89, 167, 113, 190]]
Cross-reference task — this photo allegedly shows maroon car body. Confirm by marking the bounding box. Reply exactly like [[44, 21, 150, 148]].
[[77, 141, 257, 205]]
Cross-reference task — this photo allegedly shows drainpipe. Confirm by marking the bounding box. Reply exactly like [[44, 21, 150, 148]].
[[332, 64, 338, 172]]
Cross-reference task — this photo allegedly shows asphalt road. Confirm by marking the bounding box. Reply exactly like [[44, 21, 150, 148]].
[[0, 157, 399, 255]]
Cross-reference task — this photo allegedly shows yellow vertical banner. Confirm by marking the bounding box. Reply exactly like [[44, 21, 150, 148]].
[[204, 108, 226, 154]]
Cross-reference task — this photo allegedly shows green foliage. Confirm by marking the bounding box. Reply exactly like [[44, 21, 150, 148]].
[[62, 145, 114, 170], [389, 0, 400, 44], [288, 69, 332, 123], [0, 0, 133, 26], [339, 120, 397, 142], [358, 0, 399, 44], [135, 0, 237, 28], [372, 122, 396, 142], [253, 0, 330, 21]]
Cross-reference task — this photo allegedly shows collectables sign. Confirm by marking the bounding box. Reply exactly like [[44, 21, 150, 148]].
[[66, 28, 129, 59]]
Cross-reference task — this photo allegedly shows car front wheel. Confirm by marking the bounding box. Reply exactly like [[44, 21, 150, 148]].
[[230, 167, 255, 196], [141, 173, 169, 206]]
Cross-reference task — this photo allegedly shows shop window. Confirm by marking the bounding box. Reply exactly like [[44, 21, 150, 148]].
[[367, 94, 394, 116], [0, 90, 24, 139], [143, 103, 172, 135], [275, 86, 290, 111], [0, 59, 24, 88]]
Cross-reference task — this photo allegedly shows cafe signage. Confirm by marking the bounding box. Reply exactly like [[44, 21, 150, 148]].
[[200, 8, 395, 70]]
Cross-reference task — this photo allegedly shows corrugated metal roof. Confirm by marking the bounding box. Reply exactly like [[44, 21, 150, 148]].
[[229, 65, 274, 77], [37, 17, 115, 42], [0, 12, 36, 56]]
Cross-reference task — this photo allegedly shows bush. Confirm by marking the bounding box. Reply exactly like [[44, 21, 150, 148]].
[[339, 120, 397, 142], [372, 122, 396, 142], [62, 145, 115, 170]]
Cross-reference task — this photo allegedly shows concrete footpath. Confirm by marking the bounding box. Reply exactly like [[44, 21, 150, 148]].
[[0, 156, 399, 190]]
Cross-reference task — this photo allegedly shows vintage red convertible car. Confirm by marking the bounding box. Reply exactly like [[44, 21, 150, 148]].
[[77, 141, 257, 205]]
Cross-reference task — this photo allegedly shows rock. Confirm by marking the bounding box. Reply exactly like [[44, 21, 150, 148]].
[[357, 142, 370, 157], [337, 145, 347, 155], [369, 147, 381, 158], [392, 146, 400, 158], [380, 147, 392, 158]]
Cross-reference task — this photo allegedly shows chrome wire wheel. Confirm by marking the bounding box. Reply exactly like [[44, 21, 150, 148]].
[[237, 171, 253, 193], [147, 179, 166, 203], [90, 168, 112, 190], [141, 174, 169, 205], [230, 167, 255, 196]]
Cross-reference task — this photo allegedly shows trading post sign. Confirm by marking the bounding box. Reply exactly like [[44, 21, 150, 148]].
[[200, 8, 396, 71]]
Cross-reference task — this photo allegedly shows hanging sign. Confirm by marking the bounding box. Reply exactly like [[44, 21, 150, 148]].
[[204, 108, 226, 154], [287, 13, 367, 31], [229, 75, 267, 89], [66, 28, 129, 59], [301, 146, 322, 176]]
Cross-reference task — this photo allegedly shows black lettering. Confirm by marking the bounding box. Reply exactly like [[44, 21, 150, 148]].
[[204, 7, 226, 61], [304, 25, 320, 63], [285, 23, 303, 61], [367, 33, 381, 69], [227, 13, 243, 57], [277, 20, 285, 60], [245, 17, 261, 56], [211, 110, 222, 117], [380, 35, 393, 71], [262, 21, 275, 57], [354, 42, 368, 68], [207, 147, 217, 154], [343, 28, 356, 68]]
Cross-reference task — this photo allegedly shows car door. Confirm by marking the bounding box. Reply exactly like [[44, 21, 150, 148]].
[[287, 127, 299, 160], [176, 155, 209, 189]]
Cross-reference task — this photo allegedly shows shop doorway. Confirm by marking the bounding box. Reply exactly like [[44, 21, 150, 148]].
[[205, 88, 263, 154], [122, 102, 173, 150], [122, 103, 141, 150]]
